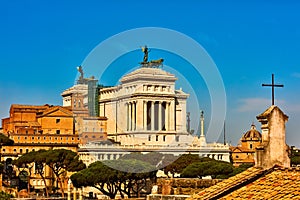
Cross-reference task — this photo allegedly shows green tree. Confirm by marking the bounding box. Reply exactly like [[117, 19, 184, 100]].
[[14, 149, 85, 197], [43, 149, 86, 197], [181, 160, 234, 179], [0, 134, 14, 146], [0, 133, 14, 160], [120, 152, 176, 168], [13, 151, 36, 195], [0, 191, 14, 200], [71, 161, 120, 199], [292, 156, 300, 166], [291, 148, 300, 166], [106, 159, 157, 198], [14, 150, 52, 196], [71, 159, 157, 199], [163, 154, 204, 177]]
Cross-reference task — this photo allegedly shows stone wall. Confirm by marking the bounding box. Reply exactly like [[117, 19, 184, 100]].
[[154, 178, 223, 195]]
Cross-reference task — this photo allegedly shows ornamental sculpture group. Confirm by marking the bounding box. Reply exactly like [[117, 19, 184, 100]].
[[140, 45, 164, 68]]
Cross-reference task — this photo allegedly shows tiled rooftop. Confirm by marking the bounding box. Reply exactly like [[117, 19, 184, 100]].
[[221, 167, 300, 200], [188, 166, 300, 200]]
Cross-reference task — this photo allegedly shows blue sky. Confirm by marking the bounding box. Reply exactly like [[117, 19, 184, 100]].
[[1, 1, 300, 146]]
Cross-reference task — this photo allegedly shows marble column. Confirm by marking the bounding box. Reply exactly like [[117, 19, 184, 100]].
[[143, 101, 147, 130], [132, 101, 136, 131], [169, 100, 175, 131], [158, 101, 162, 131], [151, 101, 155, 131], [165, 102, 170, 131], [128, 102, 132, 131], [126, 103, 129, 131], [136, 100, 143, 131]]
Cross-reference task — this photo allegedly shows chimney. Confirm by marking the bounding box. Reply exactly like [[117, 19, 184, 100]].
[[255, 106, 290, 169]]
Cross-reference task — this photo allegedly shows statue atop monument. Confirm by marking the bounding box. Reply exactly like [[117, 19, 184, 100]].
[[76, 65, 96, 84], [77, 65, 84, 83], [140, 45, 164, 68], [142, 45, 149, 63]]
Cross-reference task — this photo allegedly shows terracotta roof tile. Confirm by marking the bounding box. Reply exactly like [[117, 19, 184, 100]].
[[189, 166, 300, 200]]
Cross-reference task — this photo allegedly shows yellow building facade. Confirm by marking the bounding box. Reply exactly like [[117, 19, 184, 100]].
[[1, 104, 80, 195]]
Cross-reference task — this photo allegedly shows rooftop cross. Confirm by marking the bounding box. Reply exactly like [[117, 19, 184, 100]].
[[262, 74, 284, 105]]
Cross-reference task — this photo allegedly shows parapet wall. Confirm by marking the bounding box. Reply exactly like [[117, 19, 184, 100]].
[[154, 178, 223, 195]]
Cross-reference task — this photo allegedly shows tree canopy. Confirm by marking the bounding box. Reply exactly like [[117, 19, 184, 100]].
[[181, 160, 234, 179], [71, 159, 157, 199], [163, 154, 211, 177], [0, 133, 14, 146], [13, 149, 86, 197], [291, 149, 300, 166]]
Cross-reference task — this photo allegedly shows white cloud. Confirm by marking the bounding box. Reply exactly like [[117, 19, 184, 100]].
[[236, 97, 300, 114], [236, 98, 284, 112], [282, 104, 300, 113]]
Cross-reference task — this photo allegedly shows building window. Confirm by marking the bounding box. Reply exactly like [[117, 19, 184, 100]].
[[156, 135, 159, 141], [85, 135, 88, 138], [20, 149, 23, 154], [163, 135, 166, 142], [175, 136, 179, 142], [26, 149, 29, 153], [26, 130, 28, 134], [14, 149, 16, 153], [56, 119, 60, 123], [236, 155, 239, 158], [32, 137, 34, 139], [250, 144, 253, 149], [25, 137, 27, 140], [2, 149, 5, 152], [56, 130, 60, 134], [148, 135, 151, 141]]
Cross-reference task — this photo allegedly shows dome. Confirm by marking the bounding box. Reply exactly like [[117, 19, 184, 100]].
[[241, 123, 262, 141]]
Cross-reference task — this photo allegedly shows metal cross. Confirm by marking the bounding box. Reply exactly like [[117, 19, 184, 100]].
[[262, 74, 284, 105]]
